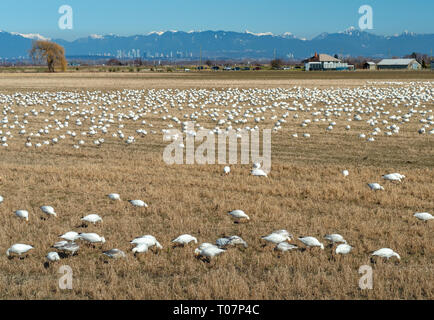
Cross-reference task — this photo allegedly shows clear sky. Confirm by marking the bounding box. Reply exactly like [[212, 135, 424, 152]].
[[0, 0, 433, 40]]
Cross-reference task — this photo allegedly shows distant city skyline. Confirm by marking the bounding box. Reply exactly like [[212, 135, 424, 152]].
[[0, 0, 433, 41]]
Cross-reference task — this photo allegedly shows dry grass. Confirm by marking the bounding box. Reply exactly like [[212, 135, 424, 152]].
[[0, 72, 433, 300]]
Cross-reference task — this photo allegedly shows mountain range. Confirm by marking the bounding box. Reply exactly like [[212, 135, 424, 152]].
[[1, 27, 433, 60]]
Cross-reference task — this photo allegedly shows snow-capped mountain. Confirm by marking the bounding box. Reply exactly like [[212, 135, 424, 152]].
[[0, 29, 433, 60]]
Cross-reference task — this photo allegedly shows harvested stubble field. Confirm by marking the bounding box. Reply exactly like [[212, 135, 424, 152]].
[[0, 72, 433, 300]]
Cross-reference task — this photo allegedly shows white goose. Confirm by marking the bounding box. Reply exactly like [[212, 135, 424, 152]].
[[324, 234, 347, 244], [0, 195, 3, 203], [103, 249, 126, 259], [275, 242, 298, 252], [335, 244, 353, 255], [368, 183, 385, 191], [371, 248, 400, 260], [172, 234, 198, 246], [342, 170, 349, 177], [129, 200, 148, 207], [382, 173, 405, 182], [15, 210, 29, 221], [6, 244, 34, 257], [132, 244, 149, 254], [251, 168, 267, 177], [298, 237, 324, 250], [46, 252, 61, 261], [40, 206, 57, 217], [414, 212, 433, 221], [78, 233, 106, 244], [108, 193, 121, 200], [60, 231, 80, 241], [223, 166, 230, 174], [81, 214, 102, 224], [228, 209, 250, 221], [262, 232, 292, 244], [131, 235, 162, 249], [194, 245, 225, 259]]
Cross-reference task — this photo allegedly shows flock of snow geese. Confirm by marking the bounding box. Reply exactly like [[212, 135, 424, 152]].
[[0, 82, 432, 151], [1, 164, 432, 264], [0, 81, 432, 265]]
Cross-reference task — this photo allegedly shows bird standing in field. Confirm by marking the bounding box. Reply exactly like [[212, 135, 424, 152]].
[[15, 210, 29, 222], [40, 205, 57, 217], [274, 242, 298, 252], [371, 248, 400, 260], [60, 231, 79, 241], [324, 234, 347, 244], [6, 244, 34, 257], [103, 249, 126, 259], [335, 244, 353, 255], [172, 234, 198, 247], [414, 212, 433, 221], [108, 193, 121, 200], [81, 214, 103, 224], [342, 170, 349, 177], [368, 183, 385, 191], [131, 235, 162, 250], [46, 252, 61, 262], [223, 166, 230, 174], [298, 237, 325, 250], [228, 209, 250, 222], [78, 233, 106, 244], [128, 200, 148, 207], [262, 232, 292, 245]]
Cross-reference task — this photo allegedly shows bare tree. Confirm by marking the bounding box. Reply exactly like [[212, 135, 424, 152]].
[[29, 41, 67, 72]]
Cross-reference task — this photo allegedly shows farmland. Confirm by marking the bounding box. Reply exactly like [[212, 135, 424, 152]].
[[0, 71, 433, 300]]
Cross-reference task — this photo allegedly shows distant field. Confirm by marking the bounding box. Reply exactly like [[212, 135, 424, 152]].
[[0, 73, 432, 300]]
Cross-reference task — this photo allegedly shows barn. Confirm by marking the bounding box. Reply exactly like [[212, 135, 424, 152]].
[[363, 62, 377, 70], [303, 52, 351, 71], [377, 59, 421, 70]]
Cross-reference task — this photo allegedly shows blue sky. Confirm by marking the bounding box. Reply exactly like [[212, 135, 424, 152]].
[[0, 0, 433, 40]]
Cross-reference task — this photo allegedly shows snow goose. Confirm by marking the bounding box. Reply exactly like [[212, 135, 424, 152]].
[[223, 166, 230, 174], [335, 244, 353, 255], [228, 209, 250, 221], [131, 235, 162, 249], [103, 249, 126, 259], [382, 173, 404, 182], [216, 236, 248, 248], [129, 200, 148, 207], [275, 242, 298, 252], [251, 168, 267, 177], [324, 234, 347, 244], [81, 214, 102, 224], [6, 244, 34, 257], [368, 183, 384, 191], [78, 233, 105, 244], [132, 244, 149, 254], [108, 193, 121, 200], [342, 170, 349, 177], [298, 237, 324, 250], [60, 231, 79, 241], [46, 252, 61, 261], [40, 206, 57, 217], [15, 210, 29, 221], [57, 242, 80, 255], [194, 246, 225, 260], [371, 248, 400, 260], [414, 212, 433, 221], [262, 232, 292, 245], [172, 234, 198, 246]]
